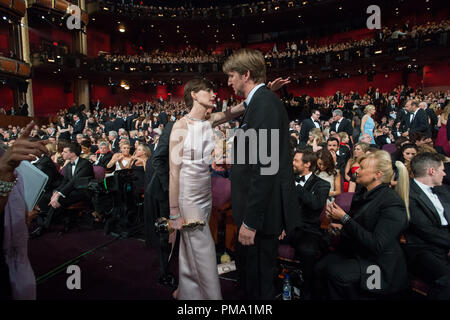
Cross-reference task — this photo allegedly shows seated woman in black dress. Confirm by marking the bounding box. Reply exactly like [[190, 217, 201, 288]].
[[314, 150, 410, 299]]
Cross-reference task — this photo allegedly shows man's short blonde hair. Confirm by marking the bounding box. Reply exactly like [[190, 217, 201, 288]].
[[222, 48, 267, 84]]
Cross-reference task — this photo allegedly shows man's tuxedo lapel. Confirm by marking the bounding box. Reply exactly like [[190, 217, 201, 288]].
[[411, 181, 441, 225], [240, 85, 265, 128], [302, 175, 315, 192]]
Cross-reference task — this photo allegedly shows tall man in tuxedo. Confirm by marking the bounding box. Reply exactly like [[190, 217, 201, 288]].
[[299, 109, 321, 148], [403, 152, 450, 300], [72, 114, 84, 140], [223, 48, 302, 300], [330, 109, 353, 145], [288, 149, 330, 299], [144, 122, 177, 287], [402, 99, 430, 138]]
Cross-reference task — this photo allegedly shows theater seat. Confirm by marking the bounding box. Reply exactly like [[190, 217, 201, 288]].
[[93, 166, 105, 180], [334, 192, 354, 213], [382, 144, 397, 154]]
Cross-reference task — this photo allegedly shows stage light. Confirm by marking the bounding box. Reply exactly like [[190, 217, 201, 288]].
[[118, 25, 126, 33], [375, 50, 382, 54]]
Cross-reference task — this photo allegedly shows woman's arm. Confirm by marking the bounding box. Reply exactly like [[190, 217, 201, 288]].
[[168, 120, 186, 229], [107, 153, 119, 169], [210, 103, 245, 128], [344, 159, 352, 181], [360, 115, 368, 134], [332, 173, 342, 197]]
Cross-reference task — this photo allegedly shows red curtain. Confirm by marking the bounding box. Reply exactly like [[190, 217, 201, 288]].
[[87, 28, 111, 57], [0, 85, 14, 108], [32, 80, 74, 117]]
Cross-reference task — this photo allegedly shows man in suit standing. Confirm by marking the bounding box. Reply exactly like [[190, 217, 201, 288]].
[[108, 131, 120, 153], [287, 149, 330, 299], [299, 109, 321, 148], [330, 109, 353, 145], [403, 99, 429, 138], [158, 111, 168, 126], [420, 101, 438, 138], [404, 152, 450, 300], [144, 122, 177, 288], [223, 48, 302, 300], [72, 114, 84, 141]]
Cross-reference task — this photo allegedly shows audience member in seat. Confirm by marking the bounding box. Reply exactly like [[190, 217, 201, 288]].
[[399, 143, 418, 177], [90, 141, 113, 169], [327, 137, 350, 177], [344, 142, 370, 193], [316, 148, 341, 203], [285, 149, 330, 300], [315, 150, 410, 299], [403, 152, 450, 300], [32, 142, 94, 237]]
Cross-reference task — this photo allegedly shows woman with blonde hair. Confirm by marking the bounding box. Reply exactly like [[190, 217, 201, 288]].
[[344, 142, 370, 192], [359, 104, 376, 144], [307, 127, 325, 151], [316, 150, 410, 299]]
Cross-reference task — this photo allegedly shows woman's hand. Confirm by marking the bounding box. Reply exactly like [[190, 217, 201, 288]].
[[169, 216, 184, 231], [326, 202, 347, 221]]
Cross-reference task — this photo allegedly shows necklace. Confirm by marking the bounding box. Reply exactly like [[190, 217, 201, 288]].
[[185, 114, 206, 122]]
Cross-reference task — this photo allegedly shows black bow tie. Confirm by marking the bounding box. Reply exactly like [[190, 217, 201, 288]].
[[295, 175, 306, 183], [243, 101, 248, 109], [430, 187, 438, 194]]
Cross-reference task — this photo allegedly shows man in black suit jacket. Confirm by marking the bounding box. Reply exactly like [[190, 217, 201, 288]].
[[327, 137, 350, 177], [287, 149, 330, 299], [403, 153, 450, 300], [420, 102, 438, 138], [403, 99, 430, 137], [90, 141, 113, 169], [33, 143, 94, 236], [108, 131, 120, 153], [299, 109, 321, 147], [144, 122, 177, 287], [223, 48, 302, 299], [71, 114, 84, 140], [158, 111, 168, 126], [330, 109, 353, 144]]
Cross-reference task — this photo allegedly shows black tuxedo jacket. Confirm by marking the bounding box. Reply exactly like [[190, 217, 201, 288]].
[[294, 174, 330, 235], [403, 180, 450, 260], [158, 112, 168, 126], [406, 108, 430, 137], [330, 118, 353, 137], [110, 139, 120, 153], [338, 184, 409, 294], [231, 85, 302, 235], [33, 156, 63, 193], [72, 120, 84, 139], [336, 145, 351, 176], [104, 121, 115, 135], [95, 152, 113, 169], [56, 157, 94, 198], [425, 107, 438, 129], [299, 118, 320, 143], [114, 118, 126, 132], [145, 121, 174, 200]]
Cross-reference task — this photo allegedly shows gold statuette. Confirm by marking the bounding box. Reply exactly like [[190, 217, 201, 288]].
[[154, 217, 206, 234]]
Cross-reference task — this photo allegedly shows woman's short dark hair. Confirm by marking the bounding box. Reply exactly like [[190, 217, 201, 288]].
[[183, 78, 214, 108], [80, 140, 91, 149]]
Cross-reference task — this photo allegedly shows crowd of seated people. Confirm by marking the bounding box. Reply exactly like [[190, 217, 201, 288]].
[[0, 80, 449, 299]]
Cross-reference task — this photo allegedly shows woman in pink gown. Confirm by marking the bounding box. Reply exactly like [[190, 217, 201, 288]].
[[435, 108, 450, 156]]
